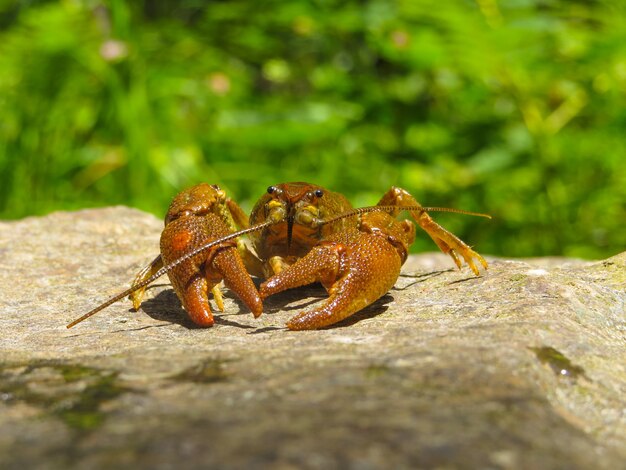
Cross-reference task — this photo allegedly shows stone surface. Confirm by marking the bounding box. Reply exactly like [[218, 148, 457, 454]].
[[0, 207, 625, 469]]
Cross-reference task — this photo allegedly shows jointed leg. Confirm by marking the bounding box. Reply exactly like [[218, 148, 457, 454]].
[[377, 187, 487, 275], [129, 255, 163, 310], [226, 198, 250, 229]]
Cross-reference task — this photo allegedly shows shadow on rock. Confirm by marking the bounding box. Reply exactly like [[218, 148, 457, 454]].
[[139, 288, 257, 330], [261, 283, 327, 314], [324, 294, 393, 329], [394, 269, 453, 290], [139, 289, 195, 328]]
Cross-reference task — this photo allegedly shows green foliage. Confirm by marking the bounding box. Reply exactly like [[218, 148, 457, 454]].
[[1, 0, 625, 258]]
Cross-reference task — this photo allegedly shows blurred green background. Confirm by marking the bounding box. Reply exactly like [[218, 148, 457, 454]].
[[1, 0, 625, 259]]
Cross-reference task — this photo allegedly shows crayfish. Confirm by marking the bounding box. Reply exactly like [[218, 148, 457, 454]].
[[67, 182, 489, 330]]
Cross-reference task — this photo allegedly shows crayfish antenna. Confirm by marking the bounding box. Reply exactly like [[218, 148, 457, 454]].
[[66, 219, 276, 329], [419, 206, 491, 219], [319, 205, 491, 227]]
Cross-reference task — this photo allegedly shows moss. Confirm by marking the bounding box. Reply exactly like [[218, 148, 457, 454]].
[[531, 346, 587, 380], [58, 364, 99, 383], [55, 372, 127, 431], [0, 361, 128, 432]]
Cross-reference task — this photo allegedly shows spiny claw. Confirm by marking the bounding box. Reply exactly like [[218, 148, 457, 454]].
[[174, 247, 263, 326], [160, 212, 262, 327], [260, 231, 403, 330], [182, 275, 215, 327], [213, 247, 263, 318]]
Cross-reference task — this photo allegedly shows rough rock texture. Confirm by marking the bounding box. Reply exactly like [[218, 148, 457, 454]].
[[0, 207, 625, 469]]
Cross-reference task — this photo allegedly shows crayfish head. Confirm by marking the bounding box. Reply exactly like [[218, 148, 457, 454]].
[[255, 182, 325, 228], [249, 182, 335, 259]]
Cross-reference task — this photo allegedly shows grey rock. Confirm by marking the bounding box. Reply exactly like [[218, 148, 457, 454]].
[[0, 207, 624, 469]]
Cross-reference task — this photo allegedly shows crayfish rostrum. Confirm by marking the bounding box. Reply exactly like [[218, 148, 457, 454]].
[[68, 182, 489, 330]]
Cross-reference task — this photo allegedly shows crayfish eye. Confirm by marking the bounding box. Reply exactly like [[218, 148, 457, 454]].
[[267, 186, 276, 194], [314, 189, 324, 198]]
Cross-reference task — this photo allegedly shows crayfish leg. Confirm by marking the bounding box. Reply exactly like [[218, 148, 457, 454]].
[[377, 186, 487, 275], [417, 212, 487, 276], [226, 198, 250, 230], [129, 255, 163, 310], [211, 285, 225, 312]]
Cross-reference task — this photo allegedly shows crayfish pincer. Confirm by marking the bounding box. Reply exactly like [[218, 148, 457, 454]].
[[147, 183, 262, 326], [67, 183, 264, 328]]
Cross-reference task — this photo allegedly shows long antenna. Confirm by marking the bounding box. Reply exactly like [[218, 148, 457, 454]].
[[318, 204, 491, 226], [66, 219, 275, 328]]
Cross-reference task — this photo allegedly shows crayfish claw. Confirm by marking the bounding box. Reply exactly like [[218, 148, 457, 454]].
[[182, 276, 215, 327], [261, 229, 405, 330], [213, 248, 263, 318]]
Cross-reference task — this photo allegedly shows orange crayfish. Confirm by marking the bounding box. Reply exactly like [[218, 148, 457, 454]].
[[67, 182, 489, 330]]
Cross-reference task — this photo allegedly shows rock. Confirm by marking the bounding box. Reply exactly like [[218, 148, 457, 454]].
[[0, 207, 624, 469]]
